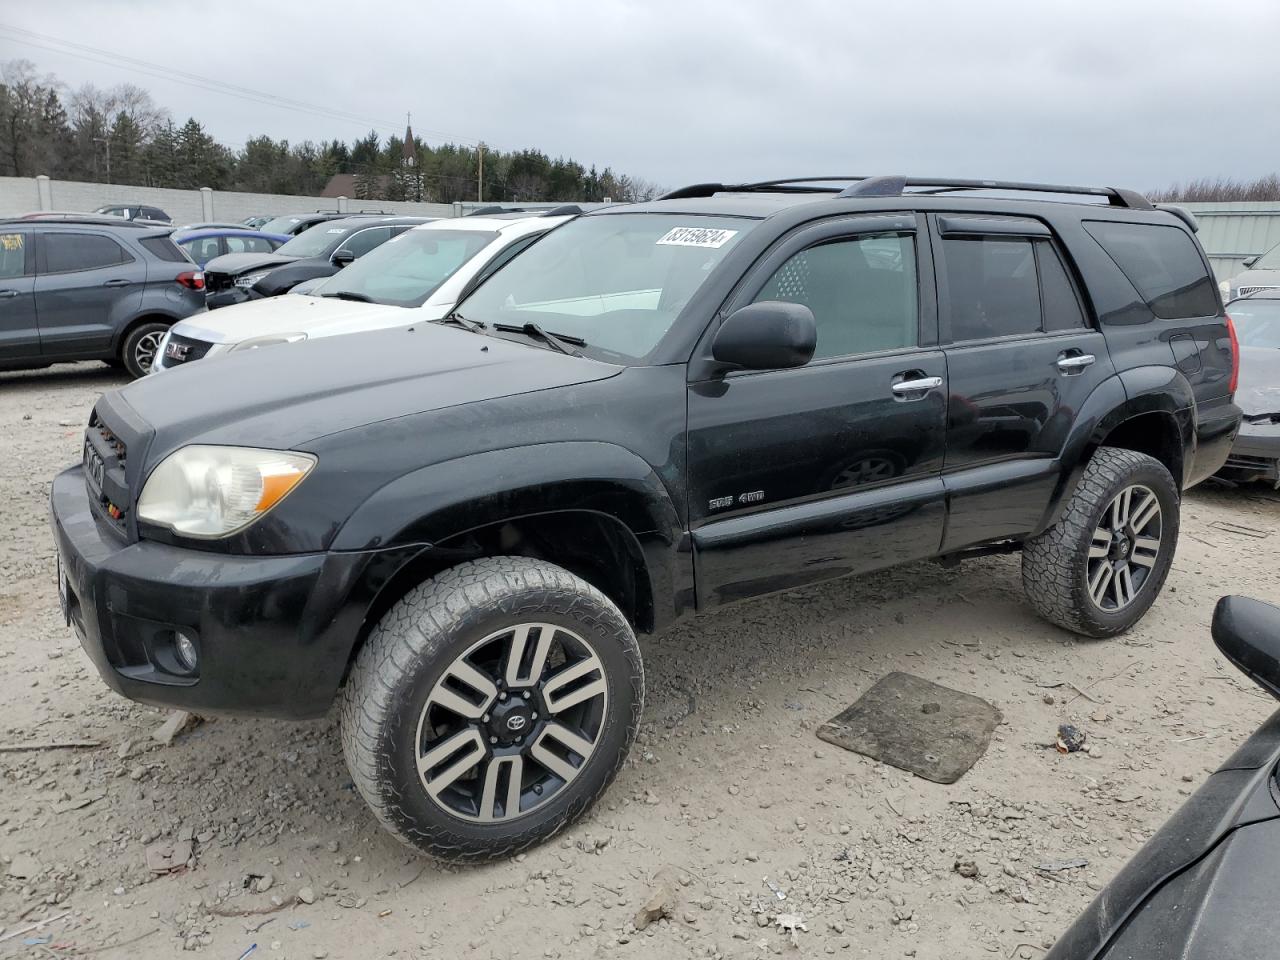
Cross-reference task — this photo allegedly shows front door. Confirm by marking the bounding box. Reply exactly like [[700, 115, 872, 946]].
[[0, 228, 37, 362], [686, 214, 948, 608], [34, 231, 143, 358]]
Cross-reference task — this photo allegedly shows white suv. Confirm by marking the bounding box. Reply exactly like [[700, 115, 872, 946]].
[[152, 211, 576, 371]]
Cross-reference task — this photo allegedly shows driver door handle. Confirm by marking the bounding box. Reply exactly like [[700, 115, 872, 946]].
[[891, 375, 943, 397], [102, 278, 133, 287]]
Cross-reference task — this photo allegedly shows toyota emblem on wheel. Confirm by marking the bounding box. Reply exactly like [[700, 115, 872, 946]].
[[506, 715, 527, 732]]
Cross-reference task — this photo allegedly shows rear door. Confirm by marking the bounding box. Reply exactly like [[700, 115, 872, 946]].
[[686, 214, 949, 607], [34, 231, 144, 358], [0, 227, 37, 361], [933, 214, 1115, 551]]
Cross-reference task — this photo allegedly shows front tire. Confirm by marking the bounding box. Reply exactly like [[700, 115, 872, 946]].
[[120, 321, 169, 378], [1022, 447, 1179, 638], [339, 557, 643, 862]]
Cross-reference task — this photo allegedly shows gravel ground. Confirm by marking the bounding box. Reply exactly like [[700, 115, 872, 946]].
[[2, 361, 1278, 960]]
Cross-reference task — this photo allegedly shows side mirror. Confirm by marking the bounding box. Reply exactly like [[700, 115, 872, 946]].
[[1243, 256, 1259, 269], [711, 301, 816, 372], [1213, 596, 1280, 700], [332, 249, 356, 267]]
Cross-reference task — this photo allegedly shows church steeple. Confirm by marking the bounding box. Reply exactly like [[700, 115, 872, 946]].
[[402, 112, 416, 167]]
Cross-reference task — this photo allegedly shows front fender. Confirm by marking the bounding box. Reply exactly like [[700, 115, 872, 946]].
[[331, 441, 689, 631]]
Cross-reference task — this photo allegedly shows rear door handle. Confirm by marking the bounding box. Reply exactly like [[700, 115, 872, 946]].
[[1056, 353, 1095, 375], [0, 289, 18, 299], [891, 375, 944, 398], [102, 278, 133, 287]]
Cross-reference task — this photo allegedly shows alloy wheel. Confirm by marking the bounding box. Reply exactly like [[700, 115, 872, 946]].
[[1086, 484, 1162, 612], [134, 330, 165, 373], [414, 622, 609, 823]]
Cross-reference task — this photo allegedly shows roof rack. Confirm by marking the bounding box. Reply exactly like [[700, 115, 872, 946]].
[[542, 204, 583, 217], [658, 176, 1153, 210], [2, 213, 157, 227]]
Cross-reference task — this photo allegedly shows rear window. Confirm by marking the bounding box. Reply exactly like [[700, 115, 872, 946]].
[[1084, 221, 1219, 319], [140, 236, 189, 263]]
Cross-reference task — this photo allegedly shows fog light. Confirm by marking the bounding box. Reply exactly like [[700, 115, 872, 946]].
[[174, 630, 198, 672]]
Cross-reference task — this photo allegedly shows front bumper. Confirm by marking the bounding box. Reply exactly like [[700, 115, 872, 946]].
[[205, 287, 256, 310], [1217, 419, 1280, 485], [49, 465, 375, 718]]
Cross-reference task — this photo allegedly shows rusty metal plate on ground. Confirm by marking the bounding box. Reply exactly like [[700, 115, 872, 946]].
[[816, 672, 1002, 784]]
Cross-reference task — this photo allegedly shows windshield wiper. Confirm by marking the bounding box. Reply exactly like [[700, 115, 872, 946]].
[[321, 291, 375, 303], [493, 321, 585, 356], [433, 311, 486, 332]]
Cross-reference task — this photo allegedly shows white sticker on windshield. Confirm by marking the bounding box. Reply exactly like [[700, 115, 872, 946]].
[[326, 228, 348, 234], [656, 226, 738, 248]]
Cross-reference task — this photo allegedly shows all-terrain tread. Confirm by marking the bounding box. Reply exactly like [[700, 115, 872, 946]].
[[338, 556, 643, 863], [1021, 446, 1179, 638]]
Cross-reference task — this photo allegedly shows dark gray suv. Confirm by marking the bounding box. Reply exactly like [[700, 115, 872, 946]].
[[0, 218, 207, 378]]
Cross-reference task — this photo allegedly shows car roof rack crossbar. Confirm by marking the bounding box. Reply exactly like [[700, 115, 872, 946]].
[[659, 176, 1153, 209]]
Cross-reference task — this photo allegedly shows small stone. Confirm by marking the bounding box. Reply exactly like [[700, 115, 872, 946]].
[[745, 852, 759, 863], [954, 860, 980, 879], [256, 873, 275, 894], [297, 887, 316, 904]]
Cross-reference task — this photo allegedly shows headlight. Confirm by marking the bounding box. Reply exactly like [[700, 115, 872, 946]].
[[234, 271, 270, 289], [137, 445, 316, 538], [228, 333, 308, 353]]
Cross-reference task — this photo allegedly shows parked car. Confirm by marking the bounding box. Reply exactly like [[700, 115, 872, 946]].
[[241, 215, 274, 230], [255, 210, 387, 238], [1216, 290, 1280, 487], [1225, 240, 1280, 301], [51, 174, 1239, 861], [172, 227, 290, 269], [153, 210, 576, 370], [0, 217, 205, 378], [1047, 594, 1280, 960], [178, 221, 251, 231], [94, 204, 172, 223], [200, 216, 436, 309]]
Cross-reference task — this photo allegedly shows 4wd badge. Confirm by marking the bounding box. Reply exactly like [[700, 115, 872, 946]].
[[710, 490, 764, 511]]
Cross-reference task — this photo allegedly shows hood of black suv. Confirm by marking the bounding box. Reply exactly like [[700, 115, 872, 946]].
[[116, 323, 623, 456]]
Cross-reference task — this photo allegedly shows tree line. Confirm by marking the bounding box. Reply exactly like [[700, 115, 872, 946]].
[[0, 60, 661, 204], [1148, 175, 1280, 203]]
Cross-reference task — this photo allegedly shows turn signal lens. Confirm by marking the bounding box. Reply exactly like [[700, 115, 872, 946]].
[[1225, 312, 1240, 394]]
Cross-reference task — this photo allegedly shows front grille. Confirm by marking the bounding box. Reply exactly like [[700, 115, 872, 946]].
[[162, 333, 213, 367], [1237, 285, 1280, 298], [204, 271, 235, 293], [85, 410, 129, 535]]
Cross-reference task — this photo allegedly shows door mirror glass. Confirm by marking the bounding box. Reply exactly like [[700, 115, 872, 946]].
[[1213, 596, 1280, 700], [1243, 256, 1259, 269], [711, 301, 816, 371]]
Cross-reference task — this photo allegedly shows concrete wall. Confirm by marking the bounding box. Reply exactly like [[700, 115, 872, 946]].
[[0, 175, 454, 224]]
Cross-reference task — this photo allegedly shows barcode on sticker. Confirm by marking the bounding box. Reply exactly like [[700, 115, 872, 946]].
[[656, 227, 738, 248]]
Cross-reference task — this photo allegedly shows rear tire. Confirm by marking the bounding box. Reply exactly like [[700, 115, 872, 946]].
[[339, 557, 643, 862], [1022, 447, 1179, 638], [120, 321, 169, 378]]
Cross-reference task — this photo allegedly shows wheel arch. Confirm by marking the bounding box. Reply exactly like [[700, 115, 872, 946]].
[[111, 312, 180, 354]]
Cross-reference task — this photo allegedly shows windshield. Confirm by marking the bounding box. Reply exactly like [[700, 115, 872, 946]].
[[260, 216, 307, 235], [276, 223, 349, 258], [1230, 300, 1280, 347], [456, 214, 756, 361], [312, 228, 498, 307]]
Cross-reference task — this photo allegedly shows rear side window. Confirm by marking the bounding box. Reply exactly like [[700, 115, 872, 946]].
[[338, 226, 393, 259], [1084, 221, 1219, 319], [42, 233, 131, 273], [0, 232, 27, 278], [944, 238, 1040, 340], [1036, 243, 1087, 330], [140, 236, 189, 263], [225, 235, 274, 254]]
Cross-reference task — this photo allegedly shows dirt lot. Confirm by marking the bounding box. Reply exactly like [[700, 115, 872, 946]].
[[1, 362, 1278, 960]]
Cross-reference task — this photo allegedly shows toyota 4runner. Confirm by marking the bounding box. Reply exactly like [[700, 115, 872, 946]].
[[50, 175, 1242, 861]]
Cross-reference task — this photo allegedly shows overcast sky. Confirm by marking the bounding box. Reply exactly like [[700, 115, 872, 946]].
[[2, 0, 1277, 192]]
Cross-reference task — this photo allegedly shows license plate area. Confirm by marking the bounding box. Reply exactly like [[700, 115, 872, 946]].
[[83, 440, 106, 499]]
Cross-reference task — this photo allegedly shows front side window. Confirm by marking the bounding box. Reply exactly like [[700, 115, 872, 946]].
[[0, 232, 28, 279], [260, 216, 306, 236], [226, 235, 274, 254], [42, 233, 129, 273], [337, 226, 393, 259], [1084, 220, 1219, 319], [458, 214, 756, 362], [753, 233, 918, 359], [314, 228, 498, 307]]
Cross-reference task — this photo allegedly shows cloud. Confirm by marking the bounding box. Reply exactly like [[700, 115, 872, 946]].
[[3, 0, 1278, 192]]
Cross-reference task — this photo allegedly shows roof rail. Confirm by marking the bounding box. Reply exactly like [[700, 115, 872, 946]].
[[658, 176, 1153, 210], [3, 213, 154, 227], [542, 204, 583, 217]]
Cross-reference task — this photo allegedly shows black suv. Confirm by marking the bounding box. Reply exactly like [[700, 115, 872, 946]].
[[50, 175, 1240, 861], [1, 218, 206, 378], [94, 204, 172, 223], [202, 215, 434, 308], [256, 210, 388, 237]]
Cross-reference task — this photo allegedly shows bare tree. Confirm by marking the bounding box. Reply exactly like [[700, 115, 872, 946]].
[[1149, 175, 1280, 203]]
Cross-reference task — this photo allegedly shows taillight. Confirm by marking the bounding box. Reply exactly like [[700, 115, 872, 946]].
[[1225, 312, 1240, 394], [176, 270, 205, 291]]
